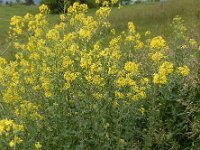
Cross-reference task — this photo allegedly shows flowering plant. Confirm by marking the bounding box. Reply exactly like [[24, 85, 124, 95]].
[[0, 1, 199, 149]]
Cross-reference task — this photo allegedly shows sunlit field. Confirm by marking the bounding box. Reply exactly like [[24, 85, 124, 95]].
[[1, 0, 200, 59], [0, 0, 200, 149]]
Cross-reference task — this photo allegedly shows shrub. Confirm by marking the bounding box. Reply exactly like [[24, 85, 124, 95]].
[[25, 0, 34, 5], [41, 0, 65, 13], [41, 0, 97, 13], [86, 0, 98, 8], [118, 0, 132, 5], [0, 1, 199, 149]]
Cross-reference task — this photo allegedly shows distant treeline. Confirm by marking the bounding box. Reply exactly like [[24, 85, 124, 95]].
[[41, 0, 137, 13]]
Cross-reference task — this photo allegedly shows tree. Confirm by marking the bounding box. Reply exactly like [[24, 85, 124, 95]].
[[25, 0, 34, 5], [41, 0, 96, 13]]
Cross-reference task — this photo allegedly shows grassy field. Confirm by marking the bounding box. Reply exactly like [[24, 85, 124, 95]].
[[109, 0, 200, 42], [0, 0, 200, 59], [0, 5, 38, 59]]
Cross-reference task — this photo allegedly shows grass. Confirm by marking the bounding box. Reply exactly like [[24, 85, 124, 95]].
[[0, 5, 38, 59], [109, 0, 200, 39], [0, 0, 200, 59]]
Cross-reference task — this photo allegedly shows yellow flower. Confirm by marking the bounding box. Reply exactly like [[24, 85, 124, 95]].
[[150, 36, 166, 49], [62, 56, 73, 69], [134, 40, 144, 50], [115, 77, 127, 87], [118, 4, 123, 9], [159, 61, 174, 75], [151, 52, 165, 62], [80, 56, 92, 69], [39, 4, 49, 14], [119, 138, 126, 145], [128, 22, 136, 33], [126, 78, 136, 86], [46, 29, 60, 40], [24, 13, 32, 20], [113, 100, 119, 107], [124, 61, 139, 74], [14, 136, 23, 144], [79, 28, 92, 40], [96, 7, 111, 18], [35, 142, 42, 149], [93, 93, 103, 100], [0, 57, 7, 66], [45, 91, 53, 97], [139, 107, 145, 114], [60, 14, 65, 22], [68, 2, 88, 15], [178, 65, 190, 76], [9, 136, 23, 148], [85, 74, 104, 86], [9, 140, 15, 148], [64, 71, 79, 82], [111, 0, 118, 5], [92, 75, 104, 86], [102, 1, 109, 6], [10, 16, 22, 26], [153, 73, 167, 84], [189, 39, 197, 47], [115, 91, 124, 99], [145, 31, 151, 36], [90, 62, 103, 73], [140, 78, 149, 85], [95, 0, 100, 4], [108, 65, 118, 75], [111, 29, 116, 35]]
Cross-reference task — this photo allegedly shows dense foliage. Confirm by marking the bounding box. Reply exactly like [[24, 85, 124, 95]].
[[41, 0, 65, 13], [41, 0, 97, 13], [41, 0, 130, 13], [0, 1, 200, 149]]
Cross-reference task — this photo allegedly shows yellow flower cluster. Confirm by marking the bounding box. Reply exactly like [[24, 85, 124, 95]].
[[0, 119, 24, 135], [0, 119, 24, 148], [96, 6, 111, 19], [153, 61, 174, 85], [151, 52, 165, 62], [153, 73, 167, 84], [0, 3, 195, 149], [68, 2, 88, 15], [35, 142, 42, 149], [10, 16, 24, 35], [159, 61, 174, 75], [150, 36, 166, 49], [189, 38, 198, 47], [178, 65, 190, 76], [128, 22, 136, 33], [124, 61, 139, 74], [15, 101, 43, 121], [39, 4, 49, 14], [95, 0, 118, 5]]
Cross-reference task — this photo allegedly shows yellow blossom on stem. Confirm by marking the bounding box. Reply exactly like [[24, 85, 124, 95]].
[[124, 61, 139, 74], [159, 61, 174, 75], [150, 36, 166, 49], [35, 142, 42, 149], [151, 52, 165, 62], [153, 73, 167, 85], [178, 65, 190, 76]]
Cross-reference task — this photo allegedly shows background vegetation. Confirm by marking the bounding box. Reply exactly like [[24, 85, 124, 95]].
[[1, 0, 200, 59]]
